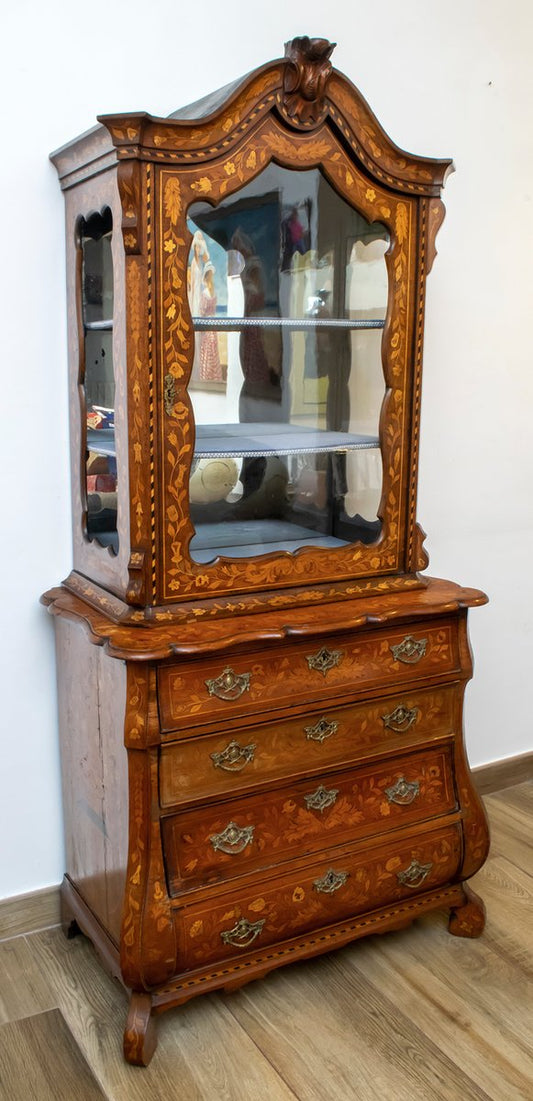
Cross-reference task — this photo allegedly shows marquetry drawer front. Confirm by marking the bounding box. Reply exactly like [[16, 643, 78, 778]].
[[176, 823, 462, 969], [162, 747, 456, 893], [159, 684, 457, 808], [158, 618, 460, 732]]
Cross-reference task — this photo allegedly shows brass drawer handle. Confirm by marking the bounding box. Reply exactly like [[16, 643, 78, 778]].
[[211, 740, 257, 772], [397, 859, 432, 889], [220, 917, 265, 949], [205, 666, 251, 701], [306, 647, 344, 676], [385, 776, 420, 806], [210, 821, 255, 855], [382, 705, 418, 733], [304, 784, 339, 813], [304, 717, 339, 743], [390, 635, 427, 664], [313, 868, 349, 894]]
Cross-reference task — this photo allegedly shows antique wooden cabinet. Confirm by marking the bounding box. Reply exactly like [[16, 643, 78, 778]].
[[43, 37, 489, 1065]]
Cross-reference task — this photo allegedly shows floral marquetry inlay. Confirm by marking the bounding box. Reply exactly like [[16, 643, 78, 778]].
[[48, 41, 489, 1070], [158, 112, 417, 602]]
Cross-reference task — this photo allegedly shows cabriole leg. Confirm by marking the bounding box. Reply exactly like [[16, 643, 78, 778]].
[[123, 992, 157, 1066]]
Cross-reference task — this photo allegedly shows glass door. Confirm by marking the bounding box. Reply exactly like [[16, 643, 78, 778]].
[[185, 165, 388, 563]]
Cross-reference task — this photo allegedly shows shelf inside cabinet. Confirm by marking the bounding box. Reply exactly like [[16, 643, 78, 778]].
[[192, 316, 385, 331], [189, 518, 349, 561], [87, 427, 116, 457], [86, 424, 380, 461], [84, 319, 114, 332], [194, 423, 379, 458]]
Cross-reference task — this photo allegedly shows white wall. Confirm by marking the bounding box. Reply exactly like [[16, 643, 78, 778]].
[[1, 0, 532, 898]]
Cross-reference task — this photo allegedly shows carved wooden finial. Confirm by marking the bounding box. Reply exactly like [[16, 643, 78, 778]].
[[282, 36, 336, 126]]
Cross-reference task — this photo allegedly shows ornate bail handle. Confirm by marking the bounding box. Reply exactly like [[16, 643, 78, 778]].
[[382, 705, 418, 733], [385, 777, 420, 806], [205, 666, 251, 701], [210, 740, 257, 772], [390, 636, 428, 664], [304, 717, 339, 743], [397, 859, 432, 889], [313, 868, 349, 894], [304, 784, 339, 813], [306, 647, 344, 676], [220, 917, 265, 949], [210, 822, 255, 855]]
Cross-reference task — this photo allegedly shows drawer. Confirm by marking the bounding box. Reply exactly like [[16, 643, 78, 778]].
[[174, 823, 462, 969], [158, 618, 460, 732], [162, 747, 456, 893], [159, 684, 458, 808]]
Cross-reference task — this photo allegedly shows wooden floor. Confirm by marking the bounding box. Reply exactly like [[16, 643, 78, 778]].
[[0, 782, 531, 1100]]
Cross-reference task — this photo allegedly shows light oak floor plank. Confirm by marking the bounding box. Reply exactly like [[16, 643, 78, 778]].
[[27, 927, 296, 1101], [223, 952, 492, 1101], [0, 936, 57, 1025], [483, 783, 533, 874], [343, 912, 533, 1100], [0, 781, 530, 1099], [0, 1009, 107, 1101], [472, 852, 533, 962]]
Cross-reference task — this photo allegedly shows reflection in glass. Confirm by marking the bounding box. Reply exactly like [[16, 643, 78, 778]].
[[80, 208, 118, 551], [186, 165, 388, 563]]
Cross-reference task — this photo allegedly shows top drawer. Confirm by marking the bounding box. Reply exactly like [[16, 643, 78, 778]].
[[158, 618, 461, 732]]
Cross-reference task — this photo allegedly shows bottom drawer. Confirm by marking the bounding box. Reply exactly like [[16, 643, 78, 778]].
[[174, 823, 462, 970]]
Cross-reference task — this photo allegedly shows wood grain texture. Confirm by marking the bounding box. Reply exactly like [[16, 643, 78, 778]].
[[54, 616, 128, 939], [26, 928, 296, 1100], [159, 683, 457, 805], [0, 937, 57, 1025], [42, 576, 487, 660], [0, 885, 60, 942], [161, 747, 455, 891], [473, 753, 533, 796], [0, 1010, 107, 1101], [157, 618, 459, 730], [1, 783, 529, 1098], [45, 41, 491, 1069], [223, 954, 492, 1101]]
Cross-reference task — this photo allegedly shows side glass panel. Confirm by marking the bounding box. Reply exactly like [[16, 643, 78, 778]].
[[79, 208, 118, 551], [186, 166, 388, 563]]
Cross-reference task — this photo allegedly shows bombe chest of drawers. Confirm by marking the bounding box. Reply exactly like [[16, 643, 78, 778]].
[[43, 35, 489, 1065]]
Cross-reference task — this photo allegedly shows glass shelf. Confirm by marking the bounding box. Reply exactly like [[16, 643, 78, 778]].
[[87, 427, 116, 457], [192, 317, 385, 331], [84, 319, 114, 332], [87, 424, 379, 461], [194, 423, 379, 457], [189, 519, 349, 562]]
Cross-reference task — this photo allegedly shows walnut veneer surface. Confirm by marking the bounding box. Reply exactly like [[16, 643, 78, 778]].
[[43, 577, 490, 1065], [44, 36, 490, 1065]]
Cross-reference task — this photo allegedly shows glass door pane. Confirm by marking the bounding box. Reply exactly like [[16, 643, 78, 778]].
[[80, 208, 118, 551], [186, 166, 388, 562]]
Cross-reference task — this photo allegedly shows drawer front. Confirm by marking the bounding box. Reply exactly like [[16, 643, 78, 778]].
[[158, 619, 460, 732], [159, 684, 457, 808], [175, 824, 462, 969], [162, 747, 456, 892]]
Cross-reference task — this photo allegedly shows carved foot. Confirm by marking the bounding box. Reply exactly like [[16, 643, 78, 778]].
[[124, 992, 157, 1066], [448, 884, 486, 938]]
